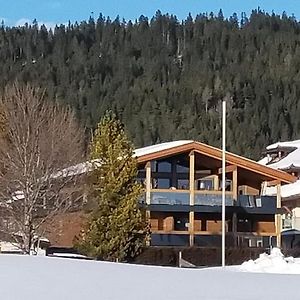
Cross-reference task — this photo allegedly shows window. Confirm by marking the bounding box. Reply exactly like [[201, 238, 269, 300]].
[[153, 178, 171, 189], [219, 179, 232, 191], [151, 160, 172, 172], [157, 161, 171, 172], [174, 215, 189, 231], [176, 164, 189, 173], [282, 214, 292, 229], [248, 196, 256, 207], [248, 237, 263, 248], [255, 198, 262, 207], [177, 179, 189, 190], [196, 179, 214, 190], [237, 218, 252, 232]]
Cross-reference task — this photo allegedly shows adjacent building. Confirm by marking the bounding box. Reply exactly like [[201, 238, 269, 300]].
[[259, 140, 300, 232]]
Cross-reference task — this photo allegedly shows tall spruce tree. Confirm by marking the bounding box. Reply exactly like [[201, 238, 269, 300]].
[[77, 111, 148, 261]]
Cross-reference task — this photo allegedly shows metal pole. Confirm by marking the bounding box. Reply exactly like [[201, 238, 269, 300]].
[[222, 99, 226, 267]]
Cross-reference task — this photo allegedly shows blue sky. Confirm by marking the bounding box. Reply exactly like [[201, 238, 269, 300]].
[[1, 0, 300, 27]]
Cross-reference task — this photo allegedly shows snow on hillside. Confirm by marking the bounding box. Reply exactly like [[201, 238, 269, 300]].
[[0, 250, 300, 300]]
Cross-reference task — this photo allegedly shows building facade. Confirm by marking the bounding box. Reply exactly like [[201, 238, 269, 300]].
[[136, 140, 295, 248]]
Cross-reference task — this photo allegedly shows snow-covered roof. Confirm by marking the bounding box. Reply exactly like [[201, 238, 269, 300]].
[[257, 156, 270, 165], [260, 139, 300, 199], [133, 140, 193, 158], [260, 140, 300, 170], [53, 141, 194, 179], [266, 139, 300, 150], [46, 139, 295, 185], [50, 160, 98, 179]]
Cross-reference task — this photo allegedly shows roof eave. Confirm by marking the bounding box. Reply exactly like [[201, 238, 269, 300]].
[[137, 141, 296, 184]]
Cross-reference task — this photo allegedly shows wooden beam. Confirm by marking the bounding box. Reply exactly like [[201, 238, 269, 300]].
[[145, 162, 151, 205], [232, 167, 238, 201], [232, 167, 238, 247], [214, 175, 219, 191], [189, 211, 194, 246], [232, 213, 237, 247], [145, 161, 151, 244], [189, 151, 195, 205], [217, 165, 237, 175], [266, 180, 280, 187]]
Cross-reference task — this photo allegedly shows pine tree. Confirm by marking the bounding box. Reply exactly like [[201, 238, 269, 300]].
[[77, 111, 148, 261]]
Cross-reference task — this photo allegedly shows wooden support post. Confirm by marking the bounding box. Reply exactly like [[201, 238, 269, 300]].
[[189, 151, 195, 246], [145, 162, 151, 243], [232, 167, 238, 201], [276, 183, 282, 248], [214, 175, 219, 191], [232, 167, 238, 247], [145, 162, 151, 205]]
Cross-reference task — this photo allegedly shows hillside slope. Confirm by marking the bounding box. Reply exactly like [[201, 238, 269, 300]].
[[1, 11, 300, 158]]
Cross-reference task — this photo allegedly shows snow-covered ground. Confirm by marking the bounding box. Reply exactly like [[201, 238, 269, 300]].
[[0, 249, 300, 300]]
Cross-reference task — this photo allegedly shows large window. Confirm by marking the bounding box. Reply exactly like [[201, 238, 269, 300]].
[[157, 161, 171, 172], [151, 160, 172, 172], [176, 163, 189, 173]]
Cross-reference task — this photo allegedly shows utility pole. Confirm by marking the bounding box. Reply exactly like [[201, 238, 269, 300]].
[[222, 99, 226, 268]]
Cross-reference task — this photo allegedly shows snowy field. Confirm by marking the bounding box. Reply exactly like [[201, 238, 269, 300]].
[[0, 249, 300, 300]]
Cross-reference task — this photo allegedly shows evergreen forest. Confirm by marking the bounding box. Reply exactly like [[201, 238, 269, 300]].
[[1, 9, 300, 159]]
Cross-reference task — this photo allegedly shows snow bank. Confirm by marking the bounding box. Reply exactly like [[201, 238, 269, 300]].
[[1, 254, 300, 300], [239, 247, 300, 274]]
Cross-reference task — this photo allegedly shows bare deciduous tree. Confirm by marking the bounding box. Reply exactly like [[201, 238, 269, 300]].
[[0, 83, 85, 253]]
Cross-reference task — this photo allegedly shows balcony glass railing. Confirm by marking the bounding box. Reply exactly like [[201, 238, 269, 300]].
[[194, 192, 233, 206], [139, 190, 274, 208], [237, 195, 276, 209], [150, 191, 190, 205]]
